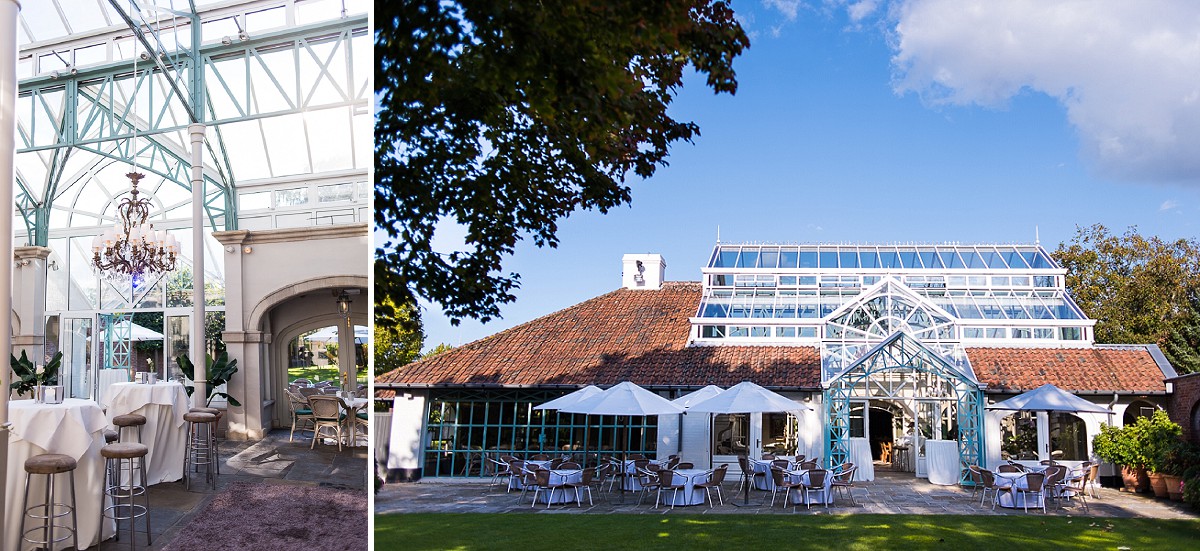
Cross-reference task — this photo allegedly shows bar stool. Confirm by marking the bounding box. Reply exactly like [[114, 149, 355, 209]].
[[184, 411, 218, 491], [190, 407, 223, 475], [104, 428, 119, 444], [101, 442, 151, 549], [20, 453, 79, 551], [112, 413, 147, 443]]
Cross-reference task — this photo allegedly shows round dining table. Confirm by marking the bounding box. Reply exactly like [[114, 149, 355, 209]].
[[101, 381, 190, 484], [784, 469, 835, 506], [5, 398, 116, 550], [664, 468, 710, 506], [993, 471, 1045, 509]]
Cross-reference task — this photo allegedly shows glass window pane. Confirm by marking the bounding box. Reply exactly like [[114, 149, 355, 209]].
[[799, 250, 818, 268], [779, 249, 798, 268], [819, 250, 839, 269], [839, 251, 858, 269], [717, 248, 738, 267], [898, 249, 919, 268], [919, 249, 940, 269], [859, 250, 878, 268], [737, 250, 758, 268], [1006, 250, 1029, 269], [879, 250, 899, 269], [759, 248, 779, 269], [982, 250, 1007, 268]]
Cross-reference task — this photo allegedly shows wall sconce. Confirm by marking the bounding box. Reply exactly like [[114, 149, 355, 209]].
[[242, 246, 253, 254], [633, 259, 645, 283], [336, 290, 352, 317]]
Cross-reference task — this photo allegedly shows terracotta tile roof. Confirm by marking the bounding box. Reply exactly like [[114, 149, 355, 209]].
[[968, 346, 1168, 394], [378, 282, 1169, 394], [377, 282, 822, 390]]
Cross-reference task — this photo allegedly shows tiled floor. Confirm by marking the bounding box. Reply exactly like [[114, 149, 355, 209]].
[[377, 465, 1198, 519], [93, 429, 368, 550]]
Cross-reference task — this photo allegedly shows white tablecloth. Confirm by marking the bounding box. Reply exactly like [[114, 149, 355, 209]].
[[993, 472, 1045, 509], [751, 459, 792, 490], [536, 470, 582, 504], [665, 469, 709, 506], [847, 437, 875, 482], [342, 397, 369, 446], [6, 399, 115, 550], [96, 369, 132, 408], [623, 459, 662, 491], [784, 469, 834, 505], [101, 381, 190, 485], [925, 440, 960, 486]]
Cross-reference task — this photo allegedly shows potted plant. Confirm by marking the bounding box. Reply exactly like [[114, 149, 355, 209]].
[[177, 347, 240, 436], [10, 351, 64, 400], [1139, 410, 1183, 498], [1162, 440, 1199, 501], [1093, 422, 1146, 492]]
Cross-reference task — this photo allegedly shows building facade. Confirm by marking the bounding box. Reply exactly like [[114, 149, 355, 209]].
[[380, 243, 1177, 482]]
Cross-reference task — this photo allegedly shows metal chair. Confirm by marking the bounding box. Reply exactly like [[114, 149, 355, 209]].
[[308, 395, 345, 452]]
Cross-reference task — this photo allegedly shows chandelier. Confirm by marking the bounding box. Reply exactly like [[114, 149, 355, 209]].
[[92, 171, 178, 278]]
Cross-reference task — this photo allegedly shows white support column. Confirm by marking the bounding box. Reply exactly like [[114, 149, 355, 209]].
[[189, 123, 207, 407], [0, 0, 22, 533]]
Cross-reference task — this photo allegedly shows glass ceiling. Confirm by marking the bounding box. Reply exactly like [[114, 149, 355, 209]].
[[707, 244, 1058, 270], [13, 0, 370, 246]]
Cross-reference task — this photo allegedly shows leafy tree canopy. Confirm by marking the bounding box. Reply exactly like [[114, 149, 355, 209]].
[[374, 290, 424, 377], [1053, 224, 1200, 372], [374, 0, 749, 329]]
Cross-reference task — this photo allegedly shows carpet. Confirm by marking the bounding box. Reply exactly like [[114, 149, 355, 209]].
[[163, 481, 367, 550]]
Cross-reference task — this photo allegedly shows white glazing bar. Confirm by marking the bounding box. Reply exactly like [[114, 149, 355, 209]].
[[0, 0, 22, 535], [190, 122, 207, 407]]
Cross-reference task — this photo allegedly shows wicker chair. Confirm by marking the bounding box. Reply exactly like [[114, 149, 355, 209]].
[[284, 388, 315, 442], [1016, 472, 1048, 513], [766, 467, 803, 508], [636, 468, 662, 506], [1058, 464, 1091, 512], [736, 456, 766, 494], [831, 465, 858, 505], [530, 469, 572, 509], [308, 395, 344, 451], [802, 468, 829, 509], [997, 463, 1023, 473], [655, 469, 688, 510], [978, 469, 1011, 509], [694, 464, 728, 508]]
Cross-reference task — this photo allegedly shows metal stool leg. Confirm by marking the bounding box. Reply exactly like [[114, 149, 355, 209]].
[[21, 467, 78, 551]]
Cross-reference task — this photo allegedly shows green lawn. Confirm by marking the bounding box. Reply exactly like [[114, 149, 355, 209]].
[[287, 365, 367, 385], [377, 513, 1200, 550]]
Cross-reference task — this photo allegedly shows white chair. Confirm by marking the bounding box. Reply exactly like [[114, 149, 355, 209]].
[[284, 388, 316, 442]]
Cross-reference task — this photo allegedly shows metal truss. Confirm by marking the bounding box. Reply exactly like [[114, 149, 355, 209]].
[[823, 331, 984, 481], [15, 14, 368, 243], [102, 312, 133, 371]]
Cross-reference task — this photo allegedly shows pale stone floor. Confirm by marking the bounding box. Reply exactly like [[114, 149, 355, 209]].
[[93, 428, 368, 550], [377, 464, 1198, 519]]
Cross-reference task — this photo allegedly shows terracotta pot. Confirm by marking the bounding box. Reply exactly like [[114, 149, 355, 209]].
[[1149, 471, 1169, 498], [1121, 466, 1151, 493], [1164, 474, 1185, 501]]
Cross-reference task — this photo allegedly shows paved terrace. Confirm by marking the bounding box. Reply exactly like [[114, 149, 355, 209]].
[[96, 429, 368, 550], [377, 467, 1197, 519]]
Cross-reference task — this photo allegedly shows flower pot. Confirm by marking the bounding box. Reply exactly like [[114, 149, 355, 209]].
[[1164, 474, 1185, 501], [1149, 471, 1169, 498], [1121, 466, 1151, 493], [34, 385, 65, 404]]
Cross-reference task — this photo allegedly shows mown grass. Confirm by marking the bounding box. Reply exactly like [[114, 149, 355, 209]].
[[376, 513, 1200, 551], [286, 365, 367, 385]]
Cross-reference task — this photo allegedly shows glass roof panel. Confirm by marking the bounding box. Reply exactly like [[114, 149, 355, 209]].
[[759, 247, 780, 269], [716, 248, 738, 268], [819, 250, 838, 268], [779, 249, 798, 268], [1004, 248, 1029, 268], [918, 248, 941, 269], [839, 250, 858, 269], [981, 249, 1008, 269], [879, 249, 899, 269], [737, 249, 758, 268], [799, 249, 817, 268], [859, 249, 878, 268]]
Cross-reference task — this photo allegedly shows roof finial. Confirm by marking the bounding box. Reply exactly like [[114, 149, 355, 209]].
[[716, 225, 720, 244], [1035, 225, 1040, 246]]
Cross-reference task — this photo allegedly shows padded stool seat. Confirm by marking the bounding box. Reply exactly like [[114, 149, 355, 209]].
[[184, 412, 219, 490], [104, 429, 119, 443], [184, 411, 217, 423], [112, 414, 147, 427], [25, 453, 78, 475], [101, 443, 149, 460], [190, 407, 221, 415]]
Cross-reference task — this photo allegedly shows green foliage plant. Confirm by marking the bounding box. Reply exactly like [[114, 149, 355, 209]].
[[1092, 422, 1137, 468], [375, 0, 750, 332], [9, 351, 64, 396], [1137, 410, 1183, 473], [177, 348, 241, 407]]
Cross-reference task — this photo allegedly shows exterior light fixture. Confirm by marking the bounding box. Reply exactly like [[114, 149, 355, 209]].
[[336, 290, 352, 317], [633, 260, 645, 283], [91, 172, 178, 278]]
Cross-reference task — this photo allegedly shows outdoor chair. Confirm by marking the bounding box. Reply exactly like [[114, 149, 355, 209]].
[[1039, 459, 1059, 467], [694, 464, 728, 508], [292, 378, 312, 386], [1055, 465, 1091, 512], [529, 469, 572, 509], [771, 459, 791, 471], [634, 459, 651, 473], [766, 467, 802, 508], [297, 387, 322, 401], [979, 469, 1011, 509], [802, 468, 829, 509], [629, 453, 647, 460], [655, 469, 688, 510], [549, 457, 564, 470], [636, 468, 662, 506], [486, 457, 515, 491], [515, 467, 538, 503], [762, 453, 776, 460], [832, 465, 859, 505], [997, 463, 1022, 473], [736, 456, 766, 495], [967, 465, 984, 499], [665, 456, 681, 469], [793, 454, 806, 464], [529, 453, 550, 461], [307, 395, 345, 452], [568, 467, 600, 507], [1016, 472, 1048, 513], [676, 462, 694, 470], [284, 388, 315, 442], [1085, 463, 1101, 498], [1042, 465, 1068, 508], [558, 461, 581, 470], [799, 459, 818, 471]]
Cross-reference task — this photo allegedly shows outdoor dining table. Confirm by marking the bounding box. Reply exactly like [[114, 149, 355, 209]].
[[993, 471, 1045, 509], [751, 458, 793, 491], [924, 439, 960, 485], [623, 459, 663, 491], [783, 469, 835, 506], [5, 398, 116, 550], [101, 380, 189, 484], [508, 460, 553, 490], [664, 468, 710, 506], [535, 469, 583, 505], [340, 396, 369, 447], [847, 437, 876, 481]]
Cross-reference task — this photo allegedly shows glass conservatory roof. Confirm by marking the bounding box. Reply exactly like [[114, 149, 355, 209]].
[[14, 0, 370, 243], [707, 244, 1059, 271]]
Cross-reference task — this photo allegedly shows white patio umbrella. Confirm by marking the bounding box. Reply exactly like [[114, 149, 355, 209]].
[[686, 381, 812, 505], [986, 383, 1112, 414], [559, 382, 684, 500], [672, 385, 725, 468], [533, 385, 605, 468], [303, 325, 369, 344]]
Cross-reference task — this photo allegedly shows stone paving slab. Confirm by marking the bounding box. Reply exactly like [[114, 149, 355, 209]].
[[377, 469, 1198, 519]]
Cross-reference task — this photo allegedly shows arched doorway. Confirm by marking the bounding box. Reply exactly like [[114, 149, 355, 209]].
[[824, 331, 984, 482]]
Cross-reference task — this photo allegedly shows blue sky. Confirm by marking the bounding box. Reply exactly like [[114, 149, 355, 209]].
[[413, 1, 1200, 350]]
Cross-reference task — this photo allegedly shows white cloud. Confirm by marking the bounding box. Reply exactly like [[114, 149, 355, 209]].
[[764, 0, 804, 21], [847, 0, 880, 22], [886, 0, 1200, 184], [1160, 200, 1179, 211]]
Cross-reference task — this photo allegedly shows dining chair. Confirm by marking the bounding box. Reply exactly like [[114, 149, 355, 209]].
[[694, 464, 728, 508], [307, 395, 344, 452], [292, 378, 312, 386], [762, 453, 776, 460], [636, 468, 662, 506], [284, 388, 315, 442], [1057, 465, 1091, 512], [297, 387, 322, 401], [736, 455, 766, 494], [766, 467, 802, 508], [530, 469, 572, 509], [568, 466, 599, 507], [967, 465, 984, 498], [802, 468, 829, 510], [997, 463, 1022, 473], [558, 461, 580, 470], [655, 469, 687, 510], [1016, 472, 1047, 513], [831, 465, 858, 505], [675, 462, 694, 470], [799, 459, 818, 471]]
